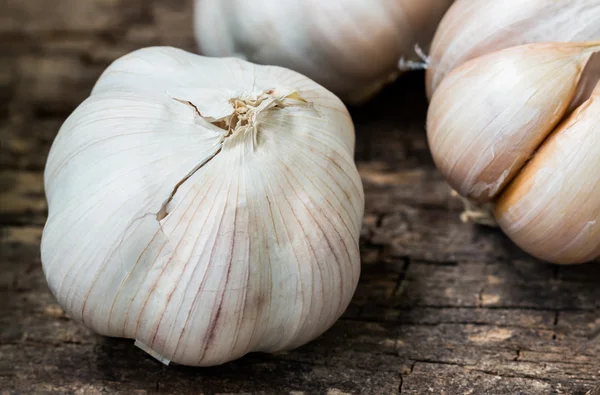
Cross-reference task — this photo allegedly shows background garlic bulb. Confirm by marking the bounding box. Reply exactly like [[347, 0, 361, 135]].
[[41, 47, 364, 366], [194, 0, 454, 103], [427, 41, 600, 264], [425, 0, 600, 101]]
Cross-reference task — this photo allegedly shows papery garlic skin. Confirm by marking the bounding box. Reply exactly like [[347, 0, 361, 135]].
[[426, 0, 600, 98], [427, 42, 594, 202], [495, 83, 600, 264], [194, 0, 454, 102], [41, 47, 364, 367], [571, 52, 600, 112]]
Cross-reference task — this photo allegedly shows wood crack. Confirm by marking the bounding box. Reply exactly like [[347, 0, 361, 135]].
[[411, 359, 598, 383], [338, 317, 556, 331], [391, 258, 411, 299], [154, 366, 167, 393], [552, 311, 560, 341]]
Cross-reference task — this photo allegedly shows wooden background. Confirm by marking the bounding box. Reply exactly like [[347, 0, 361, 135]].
[[1, 1, 600, 394]]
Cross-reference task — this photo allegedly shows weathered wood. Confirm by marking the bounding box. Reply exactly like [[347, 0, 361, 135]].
[[1, 1, 600, 393]]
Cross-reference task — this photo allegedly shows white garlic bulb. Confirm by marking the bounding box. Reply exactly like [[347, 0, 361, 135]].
[[427, 41, 600, 264], [425, 0, 600, 99], [41, 47, 364, 366], [194, 0, 454, 103]]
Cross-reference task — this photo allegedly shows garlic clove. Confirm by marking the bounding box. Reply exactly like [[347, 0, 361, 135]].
[[41, 47, 364, 366], [495, 82, 600, 264], [426, 41, 599, 202], [426, 0, 600, 98]]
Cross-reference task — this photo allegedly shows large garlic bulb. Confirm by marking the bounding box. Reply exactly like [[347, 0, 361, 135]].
[[425, 0, 600, 100], [41, 47, 364, 366], [427, 41, 600, 264], [194, 0, 454, 103]]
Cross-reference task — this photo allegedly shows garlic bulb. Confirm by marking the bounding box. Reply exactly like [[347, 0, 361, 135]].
[[427, 41, 600, 264], [194, 0, 454, 103], [425, 0, 600, 99], [495, 82, 600, 264], [41, 47, 364, 366]]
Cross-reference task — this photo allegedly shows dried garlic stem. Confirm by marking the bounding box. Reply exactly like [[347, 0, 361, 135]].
[[451, 190, 498, 227]]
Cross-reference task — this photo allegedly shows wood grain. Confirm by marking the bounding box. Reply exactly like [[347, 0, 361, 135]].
[[1, 0, 600, 393]]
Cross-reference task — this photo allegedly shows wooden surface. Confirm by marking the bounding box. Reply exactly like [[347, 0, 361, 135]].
[[2, 1, 600, 394]]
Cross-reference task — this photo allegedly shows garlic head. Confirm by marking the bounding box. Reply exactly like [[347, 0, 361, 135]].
[[194, 0, 454, 103], [41, 47, 364, 366]]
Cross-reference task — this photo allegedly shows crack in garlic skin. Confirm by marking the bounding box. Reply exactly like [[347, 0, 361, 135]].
[[41, 47, 364, 366], [157, 91, 310, 221]]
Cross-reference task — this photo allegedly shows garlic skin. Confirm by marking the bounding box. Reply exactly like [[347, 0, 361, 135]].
[[41, 47, 364, 366], [570, 52, 600, 112], [495, 83, 600, 264], [426, 0, 600, 98], [427, 42, 594, 202], [194, 0, 454, 103]]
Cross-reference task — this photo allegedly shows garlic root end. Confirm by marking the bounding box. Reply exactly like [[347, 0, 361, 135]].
[[398, 44, 431, 71], [451, 190, 498, 227], [135, 340, 171, 365]]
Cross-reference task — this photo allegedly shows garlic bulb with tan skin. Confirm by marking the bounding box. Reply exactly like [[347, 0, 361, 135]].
[[194, 0, 454, 103], [427, 41, 600, 264], [41, 47, 364, 367]]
